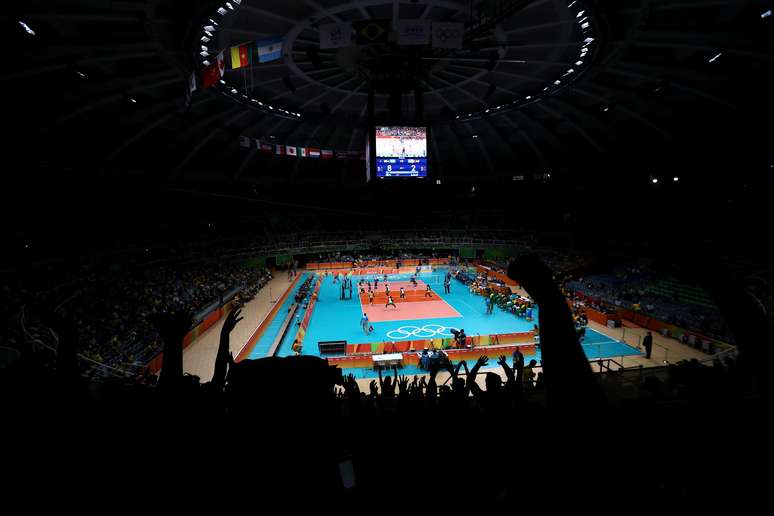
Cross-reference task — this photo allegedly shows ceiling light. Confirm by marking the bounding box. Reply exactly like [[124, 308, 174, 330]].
[[217, 7, 228, 16], [576, 60, 584, 66], [18, 21, 35, 36], [564, 68, 575, 75], [202, 60, 211, 66], [201, 36, 210, 43], [651, 178, 658, 184], [708, 52, 722, 63], [576, 10, 585, 18], [226, 2, 235, 10], [205, 31, 214, 38], [76, 71, 87, 78], [200, 51, 209, 57], [526, 95, 531, 100], [231, 88, 237, 94], [201, 45, 208, 51], [673, 177, 679, 182], [129, 98, 137, 103], [472, 135, 478, 139], [554, 80, 561, 85], [762, 10, 772, 18], [584, 37, 594, 44], [602, 106, 609, 112], [219, 79, 226, 84], [204, 25, 215, 32], [581, 22, 590, 29], [568, 1, 577, 8]]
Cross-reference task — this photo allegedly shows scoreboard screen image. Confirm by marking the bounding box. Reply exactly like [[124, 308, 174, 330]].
[[374, 126, 428, 178]]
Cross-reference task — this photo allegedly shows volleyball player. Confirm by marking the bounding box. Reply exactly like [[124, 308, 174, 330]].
[[368, 290, 374, 305], [399, 287, 406, 299], [425, 284, 433, 298], [385, 294, 397, 310]]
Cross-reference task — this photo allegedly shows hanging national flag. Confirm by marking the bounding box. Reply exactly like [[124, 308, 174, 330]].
[[321, 149, 333, 159], [230, 43, 253, 69], [308, 148, 321, 158], [432, 22, 464, 49], [299, 147, 308, 158], [354, 19, 390, 45], [275, 144, 285, 156], [260, 142, 273, 154], [202, 51, 225, 88], [239, 136, 251, 148], [256, 36, 283, 63], [286, 146, 298, 157], [320, 22, 352, 49], [397, 20, 430, 46]]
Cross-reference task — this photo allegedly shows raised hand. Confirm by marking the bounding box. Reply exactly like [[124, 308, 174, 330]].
[[397, 375, 410, 395], [369, 379, 378, 397], [507, 255, 558, 306], [476, 355, 489, 368], [221, 307, 243, 336], [497, 355, 507, 367]]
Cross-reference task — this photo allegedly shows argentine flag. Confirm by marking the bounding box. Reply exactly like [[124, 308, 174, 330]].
[[257, 37, 283, 63]]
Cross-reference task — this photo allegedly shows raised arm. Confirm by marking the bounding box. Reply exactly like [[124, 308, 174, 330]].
[[465, 355, 488, 396], [507, 255, 604, 409], [212, 307, 243, 391]]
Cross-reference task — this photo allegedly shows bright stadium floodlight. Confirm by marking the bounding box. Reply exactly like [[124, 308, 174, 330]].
[[18, 20, 35, 35], [526, 95, 531, 100], [472, 134, 478, 139], [651, 178, 658, 184], [219, 79, 226, 84], [762, 9, 772, 18], [673, 177, 679, 182]]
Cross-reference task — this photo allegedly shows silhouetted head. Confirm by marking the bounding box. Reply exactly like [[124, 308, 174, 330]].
[[485, 372, 502, 391], [528, 359, 537, 367]]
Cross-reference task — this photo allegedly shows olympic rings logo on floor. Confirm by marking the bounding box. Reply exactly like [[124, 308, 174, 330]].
[[386, 324, 459, 340]]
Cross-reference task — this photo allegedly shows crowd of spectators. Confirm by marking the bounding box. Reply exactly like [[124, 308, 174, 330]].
[[565, 264, 731, 341], [3, 260, 272, 378], [3, 253, 764, 508]]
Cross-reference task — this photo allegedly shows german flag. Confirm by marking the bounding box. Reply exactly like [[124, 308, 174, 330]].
[[230, 43, 253, 70], [354, 19, 390, 45]]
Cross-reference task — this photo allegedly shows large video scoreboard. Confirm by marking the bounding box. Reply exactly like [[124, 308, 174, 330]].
[[374, 126, 428, 178]]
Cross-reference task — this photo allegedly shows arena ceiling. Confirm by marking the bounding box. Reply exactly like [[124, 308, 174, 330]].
[[3, 0, 774, 185]]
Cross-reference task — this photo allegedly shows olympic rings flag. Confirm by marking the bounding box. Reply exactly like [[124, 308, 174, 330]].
[[386, 324, 459, 341]]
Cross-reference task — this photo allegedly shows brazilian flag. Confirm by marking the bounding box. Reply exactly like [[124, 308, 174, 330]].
[[354, 19, 390, 44]]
